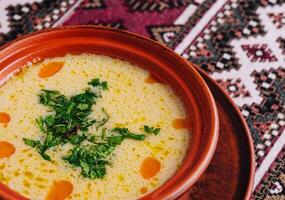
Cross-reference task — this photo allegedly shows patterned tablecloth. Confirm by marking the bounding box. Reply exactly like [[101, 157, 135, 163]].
[[0, 0, 284, 199]]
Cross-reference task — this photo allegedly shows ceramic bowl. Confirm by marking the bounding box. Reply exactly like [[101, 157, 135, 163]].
[[0, 26, 219, 200]]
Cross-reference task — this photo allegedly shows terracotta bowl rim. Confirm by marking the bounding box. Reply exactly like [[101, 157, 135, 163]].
[[0, 25, 219, 200]]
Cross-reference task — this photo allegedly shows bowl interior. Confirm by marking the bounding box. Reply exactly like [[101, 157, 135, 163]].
[[0, 26, 218, 200]]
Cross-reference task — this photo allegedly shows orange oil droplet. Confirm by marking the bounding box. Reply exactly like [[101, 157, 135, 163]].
[[0, 141, 15, 158], [45, 180, 73, 200], [140, 157, 161, 179], [172, 118, 186, 129], [38, 62, 64, 78]]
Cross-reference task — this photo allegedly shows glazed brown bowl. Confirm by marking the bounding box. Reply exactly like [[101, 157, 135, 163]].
[[0, 26, 219, 200]]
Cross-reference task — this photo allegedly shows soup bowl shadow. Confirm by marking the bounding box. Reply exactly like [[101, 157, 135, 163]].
[[0, 26, 219, 200]]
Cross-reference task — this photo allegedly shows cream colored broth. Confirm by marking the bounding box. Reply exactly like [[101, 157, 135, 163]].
[[0, 54, 189, 200]]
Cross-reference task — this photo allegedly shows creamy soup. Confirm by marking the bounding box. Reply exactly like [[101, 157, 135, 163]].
[[0, 54, 189, 200]]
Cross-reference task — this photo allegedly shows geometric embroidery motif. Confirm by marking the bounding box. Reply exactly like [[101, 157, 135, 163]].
[[78, 0, 105, 10], [253, 149, 285, 200], [217, 78, 250, 98], [124, 0, 193, 12], [85, 20, 126, 30], [277, 37, 285, 55], [241, 44, 278, 62], [268, 13, 285, 29], [148, 25, 182, 47]]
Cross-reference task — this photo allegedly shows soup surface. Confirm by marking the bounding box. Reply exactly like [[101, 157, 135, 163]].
[[0, 54, 189, 200]]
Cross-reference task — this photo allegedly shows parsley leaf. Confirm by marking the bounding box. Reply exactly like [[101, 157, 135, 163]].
[[88, 78, 109, 90], [112, 127, 145, 140], [143, 125, 161, 135], [23, 138, 51, 161]]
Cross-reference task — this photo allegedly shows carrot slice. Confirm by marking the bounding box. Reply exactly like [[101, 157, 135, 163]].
[[45, 180, 73, 200], [39, 62, 64, 78], [0, 141, 15, 158], [144, 75, 159, 84], [140, 157, 161, 179], [172, 118, 186, 129], [0, 112, 10, 123]]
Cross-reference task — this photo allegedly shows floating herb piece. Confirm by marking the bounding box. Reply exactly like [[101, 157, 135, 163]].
[[113, 127, 146, 140], [96, 108, 109, 130], [23, 138, 51, 161], [143, 125, 161, 135], [88, 78, 108, 90]]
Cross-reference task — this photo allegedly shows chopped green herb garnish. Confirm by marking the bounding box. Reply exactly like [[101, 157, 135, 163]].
[[23, 78, 161, 179], [113, 127, 146, 140], [64, 145, 109, 179], [96, 108, 109, 130], [64, 129, 144, 179], [23, 81, 104, 161], [88, 78, 108, 90], [23, 138, 51, 161], [143, 125, 161, 135]]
